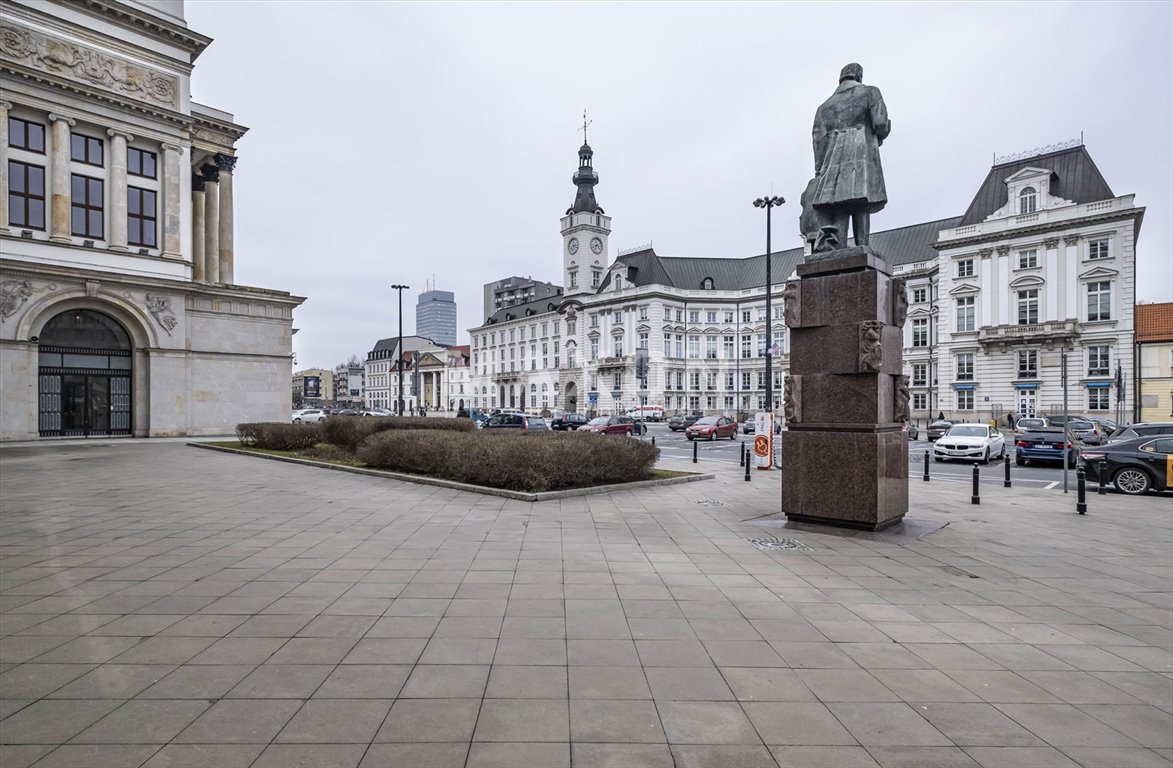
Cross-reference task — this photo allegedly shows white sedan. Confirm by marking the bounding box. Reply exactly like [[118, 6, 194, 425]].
[[933, 423, 1006, 464], [292, 408, 327, 423]]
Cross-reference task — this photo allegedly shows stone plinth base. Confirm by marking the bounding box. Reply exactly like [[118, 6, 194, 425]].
[[781, 429, 908, 530]]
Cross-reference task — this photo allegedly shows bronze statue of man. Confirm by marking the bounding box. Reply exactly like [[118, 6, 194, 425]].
[[807, 63, 891, 252]]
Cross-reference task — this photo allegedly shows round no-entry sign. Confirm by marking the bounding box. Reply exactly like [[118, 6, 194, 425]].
[[753, 435, 769, 457]]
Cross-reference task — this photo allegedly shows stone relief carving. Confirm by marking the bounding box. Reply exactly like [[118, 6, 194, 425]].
[[894, 375, 910, 423], [1063, 234, 1081, 246], [123, 291, 177, 335], [859, 320, 884, 373], [192, 125, 237, 150], [783, 375, 801, 424], [891, 279, 908, 328], [782, 281, 800, 327], [0, 23, 178, 108], [85, 280, 100, 297], [1043, 237, 1060, 249], [995, 245, 1010, 256], [978, 248, 993, 258], [0, 279, 55, 322]]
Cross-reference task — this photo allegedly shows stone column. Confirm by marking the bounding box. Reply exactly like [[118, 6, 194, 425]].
[[161, 143, 183, 258], [215, 153, 236, 284], [106, 129, 133, 250], [48, 113, 75, 243], [0, 101, 10, 233], [191, 172, 206, 281], [201, 162, 220, 283]]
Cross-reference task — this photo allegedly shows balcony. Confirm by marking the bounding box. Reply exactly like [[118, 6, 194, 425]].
[[977, 320, 1078, 351], [594, 355, 631, 370]]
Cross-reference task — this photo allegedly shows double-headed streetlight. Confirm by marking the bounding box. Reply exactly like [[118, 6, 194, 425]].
[[391, 283, 409, 416], [753, 195, 785, 413]]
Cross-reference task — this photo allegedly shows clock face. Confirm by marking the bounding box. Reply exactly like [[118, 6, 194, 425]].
[[591, 237, 603, 254], [568, 238, 579, 255]]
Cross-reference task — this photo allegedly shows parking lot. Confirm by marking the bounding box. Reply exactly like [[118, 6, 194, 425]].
[[635, 423, 1092, 492]]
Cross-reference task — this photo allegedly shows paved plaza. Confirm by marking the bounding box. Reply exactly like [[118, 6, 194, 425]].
[[1, 440, 1170, 768]]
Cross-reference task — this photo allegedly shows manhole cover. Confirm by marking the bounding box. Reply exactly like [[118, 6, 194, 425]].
[[747, 536, 811, 552], [695, 499, 724, 507]]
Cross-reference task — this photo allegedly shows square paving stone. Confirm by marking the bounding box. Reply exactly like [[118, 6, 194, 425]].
[[374, 699, 482, 743], [645, 666, 734, 700], [275, 698, 394, 743], [567, 639, 640, 666], [251, 743, 367, 768], [158, 614, 248, 637], [267, 638, 358, 664], [722, 667, 816, 702], [32, 636, 143, 664], [314, 665, 411, 698], [493, 638, 566, 666], [1077, 704, 1173, 748], [0, 664, 96, 699], [187, 637, 284, 665], [672, 744, 783, 768], [827, 702, 953, 746], [865, 746, 981, 767], [498, 617, 564, 639], [141, 743, 265, 767], [636, 640, 714, 667], [628, 618, 697, 640], [296, 615, 378, 638], [915, 703, 1047, 746], [434, 616, 505, 638], [465, 742, 569, 767], [869, 669, 982, 702], [570, 699, 666, 743], [0, 699, 122, 743], [225, 664, 333, 698], [796, 669, 901, 702], [656, 701, 761, 745], [417, 638, 496, 665], [957, 746, 1083, 767], [358, 742, 469, 767], [571, 743, 674, 768], [770, 745, 882, 767], [742, 701, 857, 746], [173, 698, 302, 743], [365, 617, 441, 637], [24, 744, 161, 767], [995, 703, 1144, 747], [138, 665, 254, 699], [485, 665, 567, 699], [70, 699, 210, 743], [400, 665, 490, 698], [473, 699, 569, 742], [568, 666, 652, 699]]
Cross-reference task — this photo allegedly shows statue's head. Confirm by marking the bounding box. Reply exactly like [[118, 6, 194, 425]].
[[839, 63, 863, 83]]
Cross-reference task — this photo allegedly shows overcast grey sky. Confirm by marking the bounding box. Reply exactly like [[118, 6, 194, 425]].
[[185, 1, 1173, 371]]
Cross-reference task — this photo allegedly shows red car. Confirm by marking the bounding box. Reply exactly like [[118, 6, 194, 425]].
[[686, 416, 738, 441], [579, 416, 643, 436]]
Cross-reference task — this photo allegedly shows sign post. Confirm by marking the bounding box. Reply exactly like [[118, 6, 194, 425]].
[[754, 411, 774, 470]]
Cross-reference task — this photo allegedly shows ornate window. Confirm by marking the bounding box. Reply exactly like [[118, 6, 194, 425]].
[[1019, 186, 1037, 214], [957, 389, 974, 410], [1087, 281, 1111, 321], [1088, 387, 1109, 411], [1087, 345, 1110, 376], [957, 259, 974, 278], [1018, 350, 1038, 378], [956, 296, 975, 332], [701, 277, 714, 289], [912, 363, 927, 387], [1017, 289, 1039, 325], [912, 318, 928, 347], [1088, 238, 1110, 260], [956, 353, 974, 381], [1018, 249, 1038, 269]]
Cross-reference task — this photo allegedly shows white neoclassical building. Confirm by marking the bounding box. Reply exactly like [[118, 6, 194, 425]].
[[468, 139, 1142, 424], [1, 0, 303, 440]]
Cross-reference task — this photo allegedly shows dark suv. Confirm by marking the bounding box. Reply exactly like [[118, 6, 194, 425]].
[[551, 413, 589, 431], [483, 413, 549, 431], [668, 412, 703, 431], [1107, 422, 1173, 443]]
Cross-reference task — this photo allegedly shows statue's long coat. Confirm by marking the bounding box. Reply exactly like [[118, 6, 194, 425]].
[[811, 80, 891, 213]]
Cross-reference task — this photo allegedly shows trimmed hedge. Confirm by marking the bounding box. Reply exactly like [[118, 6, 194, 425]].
[[236, 422, 321, 450], [356, 430, 658, 492], [318, 415, 475, 452]]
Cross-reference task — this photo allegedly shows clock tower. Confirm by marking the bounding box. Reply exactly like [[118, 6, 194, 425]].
[[560, 124, 611, 295]]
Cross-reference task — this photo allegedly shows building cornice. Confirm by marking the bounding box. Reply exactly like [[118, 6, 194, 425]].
[[72, 0, 213, 61], [2, 65, 194, 128], [932, 208, 1144, 252]]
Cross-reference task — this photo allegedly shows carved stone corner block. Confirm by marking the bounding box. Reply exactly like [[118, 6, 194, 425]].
[[995, 245, 1010, 256], [894, 374, 911, 423], [1043, 237, 1060, 249], [782, 281, 800, 328], [1063, 234, 1081, 246], [783, 374, 801, 424], [978, 248, 993, 258], [85, 280, 100, 297], [858, 320, 884, 373], [891, 279, 908, 328]]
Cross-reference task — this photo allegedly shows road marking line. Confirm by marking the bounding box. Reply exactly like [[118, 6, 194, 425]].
[[1044, 481, 1059, 489]]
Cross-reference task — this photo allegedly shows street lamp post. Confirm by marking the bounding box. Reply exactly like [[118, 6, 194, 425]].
[[753, 195, 785, 413], [391, 283, 409, 416]]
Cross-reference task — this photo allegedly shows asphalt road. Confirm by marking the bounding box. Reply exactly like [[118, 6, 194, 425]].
[[635, 423, 1087, 493]]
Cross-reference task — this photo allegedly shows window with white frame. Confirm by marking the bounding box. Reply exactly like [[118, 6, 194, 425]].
[[756, 371, 766, 389], [705, 372, 716, 390], [912, 363, 927, 387], [1019, 186, 1037, 214], [756, 334, 766, 357], [1088, 387, 1109, 411], [1088, 238, 1109, 260], [912, 392, 927, 410], [591, 270, 601, 287], [688, 310, 700, 323], [956, 352, 974, 381], [706, 311, 717, 323], [675, 335, 684, 357], [741, 310, 751, 323], [638, 332, 648, 349], [1018, 350, 1038, 378], [724, 310, 734, 323], [741, 372, 750, 390], [663, 333, 672, 356], [589, 338, 598, 360], [956, 296, 975, 332], [687, 335, 700, 358], [613, 372, 623, 389], [724, 372, 734, 390], [1087, 281, 1111, 321], [689, 371, 700, 389], [1018, 249, 1037, 269], [590, 314, 598, 328], [912, 287, 927, 304], [912, 318, 928, 347], [612, 337, 623, 357], [723, 335, 734, 358], [705, 336, 717, 359], [638, 306, 647, 320], [1087, 345, 1110, 376], [614, 275, 623, 290], [957, 259, 974, 278], [741, 335, 751, 358], [957, 389, 974, 410], [1017, 289, 1039, 325]]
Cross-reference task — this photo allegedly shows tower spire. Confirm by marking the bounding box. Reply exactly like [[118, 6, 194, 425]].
[[568, 112, 603, 215]]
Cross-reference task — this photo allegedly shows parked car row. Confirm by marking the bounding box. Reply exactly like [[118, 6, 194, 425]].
[[1081, 435, 1173, 495]]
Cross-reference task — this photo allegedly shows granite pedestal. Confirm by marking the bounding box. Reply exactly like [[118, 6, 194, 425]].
[[781, 247, 909, 530]]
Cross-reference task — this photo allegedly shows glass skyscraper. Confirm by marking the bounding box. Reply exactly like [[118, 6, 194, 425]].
[[416, 289, 457, 346]]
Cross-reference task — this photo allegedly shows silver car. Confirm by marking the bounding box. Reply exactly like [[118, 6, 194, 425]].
[[292, 408, 326, 424]]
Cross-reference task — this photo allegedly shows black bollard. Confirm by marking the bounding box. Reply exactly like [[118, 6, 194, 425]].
[[1004, 455, 1011, 488], [651, 435, 656, 448], [1097, 459, 1106, 495], [739, 443, 745, 467], [971, 463, 980, 505], [1076, 468, 1087, 514], [744, 454, 751, 481], [923, 450, 930, 482], [692, 440, 698, 464]]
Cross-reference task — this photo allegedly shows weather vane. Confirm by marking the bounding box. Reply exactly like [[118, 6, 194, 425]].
[[580, 109, 591, 144]]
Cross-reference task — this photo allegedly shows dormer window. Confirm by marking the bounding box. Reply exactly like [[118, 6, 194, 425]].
[[701, 277, 715, 290], [614, 274, 623, 290], [1019, 186, 1037, 214]]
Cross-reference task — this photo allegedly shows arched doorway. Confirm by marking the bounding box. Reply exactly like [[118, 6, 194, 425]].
[[37, 309, 133, 437], [565, 381, 578, 413]]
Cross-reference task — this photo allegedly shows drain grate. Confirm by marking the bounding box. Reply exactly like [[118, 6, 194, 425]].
[[695, 499, 725, 507], [747, 536, 812, 552]]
